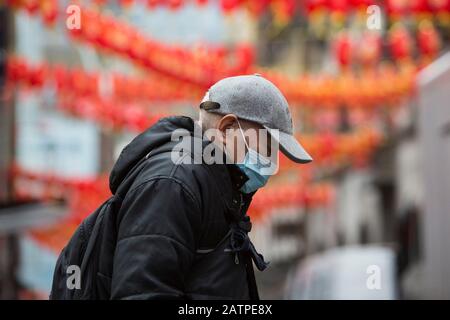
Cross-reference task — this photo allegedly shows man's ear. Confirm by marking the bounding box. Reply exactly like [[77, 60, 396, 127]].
[[217, 114, 238, 139]]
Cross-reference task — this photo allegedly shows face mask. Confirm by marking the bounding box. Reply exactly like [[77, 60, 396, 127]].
[[235, 120, 274, 194]]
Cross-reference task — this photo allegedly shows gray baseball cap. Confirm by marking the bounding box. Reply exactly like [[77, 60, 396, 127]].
[[199, 74, 312, 163]]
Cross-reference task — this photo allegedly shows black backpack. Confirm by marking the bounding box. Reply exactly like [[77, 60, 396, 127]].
[[49, 155, 149, 300]]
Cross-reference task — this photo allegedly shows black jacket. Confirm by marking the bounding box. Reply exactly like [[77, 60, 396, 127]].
[[98, 116, 268, 300]]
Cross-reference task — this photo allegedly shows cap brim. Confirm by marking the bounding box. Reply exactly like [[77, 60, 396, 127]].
[[264, 126, 313, 164]]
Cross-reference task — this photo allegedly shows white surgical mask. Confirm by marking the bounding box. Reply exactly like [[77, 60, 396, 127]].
[[235, 120, 274, 193]]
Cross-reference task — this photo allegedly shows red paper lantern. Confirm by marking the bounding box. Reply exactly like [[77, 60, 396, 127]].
[[386, 0, 409, 18], [417, 22, 441, 57], [146, 0, 163, 9], [6, 57, 27, 83], [167, 0, 183, 10], [428, 0, 450, 12], [305, 0, 326, 14], [29, 64, 47, 88], [23, 0, 39, 14], [220, 0, 241, 14], [410, 0, 431, 15], [329, 0, 349, 13], [40, 0, 58, 26], [388, 24, 413, 61], [334, 32, 353, 68]]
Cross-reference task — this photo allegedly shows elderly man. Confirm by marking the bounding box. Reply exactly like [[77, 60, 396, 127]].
[[51, 74, 312, 300]]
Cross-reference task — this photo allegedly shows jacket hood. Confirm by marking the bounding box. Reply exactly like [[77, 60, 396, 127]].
[[109, 116, 196, 194]]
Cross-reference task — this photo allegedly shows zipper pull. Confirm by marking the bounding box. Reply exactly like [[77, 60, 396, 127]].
[[234, 252, 240, 264]]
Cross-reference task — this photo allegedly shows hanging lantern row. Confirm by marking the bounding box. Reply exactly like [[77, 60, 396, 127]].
[[388, 22, 442, 62], [249, 182, 335, 221], [85, 1, 450, 23], [12, 164, 333, 251], [7, 2, 419, 109], [5, 57, 386, 169], [385, 0, 450, 21], [5, 2, 255, 88], [11, 127, 383, 212], [29, 220, 80, 254], [4, 56, 188, 131], [5, 1, 447, 88], [5, 55, 417, 124], [306, 107, 385, 132], [57, 95, 165, 132], [68, 6, 254, 88], [5, 56, 202, 103], [8, 0, 448, 37], [332, 23, 442, 68], [79, 0, 450, 28], [5, 0, 59, 25], [5, 57, 387, 161], [6, 57, 386, 167], [91, 0, 303, 21], [11, 164, 111, 225], [278, 126, 384, 171], [263, 63, 416, 109]]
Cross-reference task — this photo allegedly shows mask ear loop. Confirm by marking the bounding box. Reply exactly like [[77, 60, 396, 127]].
[[236, 119, 250, 153]]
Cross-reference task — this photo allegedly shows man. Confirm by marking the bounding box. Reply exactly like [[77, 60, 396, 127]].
[[105, 74, 312, 299]]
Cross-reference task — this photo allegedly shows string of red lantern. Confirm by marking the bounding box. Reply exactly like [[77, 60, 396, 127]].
[[92, 0, 296, 20], [333, 23, 441, 69], [5, 55, 386, 166], [6, 0, 59, 26], [4, 56, 200, 131], [69, 6, 253, 88], [26, 181, 335, 252], [11, 127, 383, 210], [11, 164, 111, 253], [249, 182, 335, 221], [4, 54, 417, 131], [10, 124, 383, 250], [87, 0, 450, 23], [279, 126, 384, 171], [5, 56, 202, 103], [7, 57, 415, 115], [4, 57, 386, 168], [6, 2, 255, 88], [65, 6, 429, 107], [13, 168, 322, 219], [5, 55, 389, 164], [7, 2, 422, 109], [262, 64, 416, 109], [11, 163, 334, 252]]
